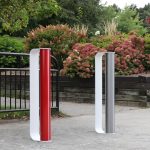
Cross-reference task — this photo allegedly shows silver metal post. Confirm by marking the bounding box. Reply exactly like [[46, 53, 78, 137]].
[[105, 52, 115, 133]]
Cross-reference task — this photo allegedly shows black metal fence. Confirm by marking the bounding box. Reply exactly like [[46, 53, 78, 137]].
[[0, 52, 59, 112]]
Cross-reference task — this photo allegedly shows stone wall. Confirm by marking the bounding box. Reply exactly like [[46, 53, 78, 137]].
[[59, 76, 150, 107], [0, 75, 150, 107]]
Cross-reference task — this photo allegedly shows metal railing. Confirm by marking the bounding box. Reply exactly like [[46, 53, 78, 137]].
[[0, 52, 59, 112]]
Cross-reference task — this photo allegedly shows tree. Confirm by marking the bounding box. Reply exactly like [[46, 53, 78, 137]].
[[102, 5, 119, 21], [48, 0, 102, 31], [95, 5, 119, 35], [76, 0, 101, 30], [116, 7, 147, 35], [0, 0, 60, 33], [138, 3, 150, 33]]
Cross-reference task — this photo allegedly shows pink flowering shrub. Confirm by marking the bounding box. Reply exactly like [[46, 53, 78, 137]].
[[60, 43, 106, 78], [108, 33, 150, 75], [61, 33, 150, 78]]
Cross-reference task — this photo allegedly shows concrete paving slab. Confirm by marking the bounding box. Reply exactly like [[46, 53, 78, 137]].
[[0, 102, 150, 150]]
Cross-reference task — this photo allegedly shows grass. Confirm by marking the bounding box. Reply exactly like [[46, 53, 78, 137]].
[[0, 110, 69, 120], [0, 111, 29, 120]]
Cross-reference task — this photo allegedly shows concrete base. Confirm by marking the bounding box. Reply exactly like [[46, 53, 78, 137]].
[[0, 102, 150, 150]]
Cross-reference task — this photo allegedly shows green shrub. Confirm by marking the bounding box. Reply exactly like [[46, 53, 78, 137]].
[[0, 35, 26, 67], [0, 35, 24, 52], [116, 7, 147, 35], [25, 24, 87, 68], [144, 34, 150, 54], [90, 33, 128, 49], [90, 35, 113, 48]]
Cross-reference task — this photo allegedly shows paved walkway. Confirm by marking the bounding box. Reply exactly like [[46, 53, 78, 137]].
[[0, 102, 150, 150]]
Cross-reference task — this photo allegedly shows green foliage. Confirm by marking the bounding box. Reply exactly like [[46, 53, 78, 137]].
[[0, 0, 60, 33], [138, 4, 150, 33], [0, 111, 29, 120], [0, 36, 24, 52], [48, 0, 101, 31], [91, 35, 113, 48], [144, 34, 150, 54], [36, 0, 61, 20], [96, 5, 119, 35], [76, 0, 101, 30], [0, 110, 66, 119], [0, 35, 26, 67], [25, 24, 87, 68], [116, 7, 147, 35], [90, 33, 128, 49], [100, 5, 119, 22]]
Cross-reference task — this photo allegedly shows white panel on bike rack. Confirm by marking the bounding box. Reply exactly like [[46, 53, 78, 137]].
[[30, 49, 40, 141], [95, 52, 105, 133]]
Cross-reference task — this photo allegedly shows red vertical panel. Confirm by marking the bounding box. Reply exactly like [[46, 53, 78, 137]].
[[40, 48, 51, 141]]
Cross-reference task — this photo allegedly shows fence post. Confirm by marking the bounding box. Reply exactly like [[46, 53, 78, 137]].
[[105, 52, 115, 133]]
